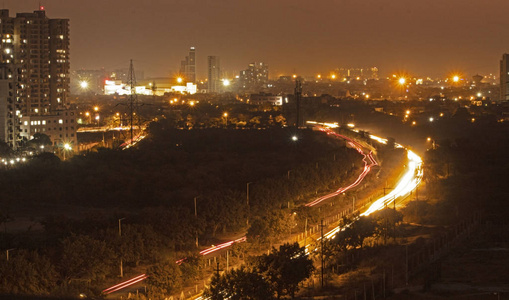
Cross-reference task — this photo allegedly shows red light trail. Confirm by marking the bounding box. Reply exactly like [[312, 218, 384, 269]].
[[305, 127, 378, 207]]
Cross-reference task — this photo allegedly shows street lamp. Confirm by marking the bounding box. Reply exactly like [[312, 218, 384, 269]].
[[63, 143, 71, 160], [223, 112, 228, 126], [79, 80, 89, 90], [427, 137, 436, 150]]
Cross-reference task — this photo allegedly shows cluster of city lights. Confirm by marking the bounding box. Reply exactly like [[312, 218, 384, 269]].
[[1, 157, 27, 166]]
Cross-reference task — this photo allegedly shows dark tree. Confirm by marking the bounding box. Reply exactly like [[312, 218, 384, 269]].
[[0, 250, 58, 295], [146, 260, 182, 299], [204, 266, 273, 300], [255, 242, 314, 299]]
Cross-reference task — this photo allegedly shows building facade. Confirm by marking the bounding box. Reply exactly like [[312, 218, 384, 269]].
[[180, 47, 196, 83], [0, 8, 76, 149], [207, 56, 220, 93], [500, 54, 509, 101]]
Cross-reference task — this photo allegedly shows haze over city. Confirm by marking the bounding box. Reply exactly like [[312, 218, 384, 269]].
[[5, 0, 509, 77]]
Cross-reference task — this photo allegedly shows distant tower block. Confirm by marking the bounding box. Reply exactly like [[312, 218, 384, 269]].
[[180, 47, 196, 83], [501, 54, 509, 101]]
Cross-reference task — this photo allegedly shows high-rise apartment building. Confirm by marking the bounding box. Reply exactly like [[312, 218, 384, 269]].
[[180, 47, 196, 83], [500, 54, 509, 101], [207, 56, 220, 93], [238, 62, 269, 91], [0, 8, 76, 149]]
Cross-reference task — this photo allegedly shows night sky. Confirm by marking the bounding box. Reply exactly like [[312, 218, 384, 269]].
[[6, 0, 509, 78]]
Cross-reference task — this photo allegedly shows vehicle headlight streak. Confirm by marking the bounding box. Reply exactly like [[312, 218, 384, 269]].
[[319, 141, 423, 241]]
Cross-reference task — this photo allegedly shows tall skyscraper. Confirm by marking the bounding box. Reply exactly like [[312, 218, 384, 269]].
[[180, 47, 196, 83], [207, 56, 220, 93], [0, 8, 76, 149], [500, 54, 509, 101]]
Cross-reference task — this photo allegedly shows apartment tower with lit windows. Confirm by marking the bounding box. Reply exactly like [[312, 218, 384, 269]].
[[0, 8, 76, 149]]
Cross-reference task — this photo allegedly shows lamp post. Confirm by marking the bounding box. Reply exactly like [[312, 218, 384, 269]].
[[118, 218, 125, 278], [246, 182, 252, 226], [6, 248, 15, 261], [223, 112, 228, 126], [194, 196, 200, 248]]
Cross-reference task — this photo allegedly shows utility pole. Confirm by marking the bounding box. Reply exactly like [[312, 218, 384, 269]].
[[226, 251, 229, 271], [304, 218, 308, 245], [194, 196, 199, 217], [246, 182, 252, 207], [215, 262, 221, 277], [320, 219, 325, 288], [405, 245, 409, 285]]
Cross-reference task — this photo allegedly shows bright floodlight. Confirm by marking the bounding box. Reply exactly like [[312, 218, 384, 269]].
[[398, 77, 406, 85], [79, 81, 89, 89], [452, 75, 460, 82], [331, 74, 336, 79], [64, 143, 71, 150], [223, 112, 228, 117], [429, 117, 434, 122], [292, 135, 298, 141], [177, 77, 183, 84], [222, 79, 230, 86]]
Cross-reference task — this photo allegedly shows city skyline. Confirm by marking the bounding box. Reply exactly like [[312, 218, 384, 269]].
[[2, 0, 508, 78]]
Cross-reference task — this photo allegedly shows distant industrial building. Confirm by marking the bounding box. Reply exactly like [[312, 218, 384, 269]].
[[207, 56, 221, 93], [180, 47, 196, 83], [0, 8, 76, 149], [500, 54, 509, 101]]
